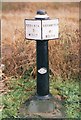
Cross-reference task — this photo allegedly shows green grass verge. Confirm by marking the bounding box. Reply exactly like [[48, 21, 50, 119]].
[[2, 68, 36, 119], [1, 71, 81, 119], [50, 76, 80, 118]]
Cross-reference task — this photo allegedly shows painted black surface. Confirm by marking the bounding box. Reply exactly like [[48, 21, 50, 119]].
[[36, 41, 49, 96], [35, 10, 50, 98]]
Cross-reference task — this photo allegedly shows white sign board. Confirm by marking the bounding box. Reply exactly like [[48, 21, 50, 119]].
[[25, 20, 41, 40], [25, 19, 59, 40], [42, 19, 58, 40]]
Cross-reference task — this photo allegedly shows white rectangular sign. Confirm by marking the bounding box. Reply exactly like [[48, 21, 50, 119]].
[[25, 20, 41, 40], [25, 19, 59, 40], [42, 19, 59, 40]]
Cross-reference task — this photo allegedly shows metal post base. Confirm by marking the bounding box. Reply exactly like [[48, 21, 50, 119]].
[[35, 93, 52, 100], [18, 95, 65, 118]]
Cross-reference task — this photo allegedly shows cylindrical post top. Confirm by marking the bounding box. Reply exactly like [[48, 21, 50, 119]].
[[35, 9, 49, 19], [36, 10, 47, 15]]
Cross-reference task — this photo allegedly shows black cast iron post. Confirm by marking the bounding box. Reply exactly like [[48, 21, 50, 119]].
[[35, 10, 52, 99], [19, 10, 64, 118]]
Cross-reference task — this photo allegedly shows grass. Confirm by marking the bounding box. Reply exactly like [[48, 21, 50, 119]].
[[2, 70, 36, 119], [1, 68, 80, 119], [50, 77, 80, 118]]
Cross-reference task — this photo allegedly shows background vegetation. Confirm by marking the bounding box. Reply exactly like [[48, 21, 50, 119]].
[[2, 2, 79, 78], [1, 2, 80, 119]]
